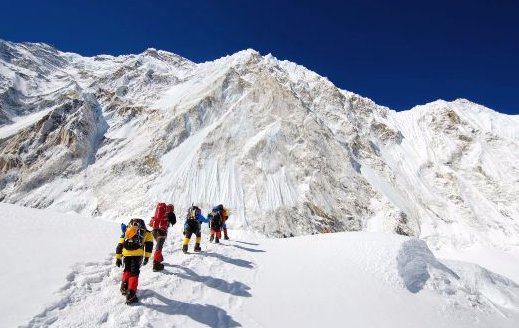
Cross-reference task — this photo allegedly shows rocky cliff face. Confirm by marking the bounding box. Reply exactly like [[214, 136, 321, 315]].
[[1, 40, 518, 249]]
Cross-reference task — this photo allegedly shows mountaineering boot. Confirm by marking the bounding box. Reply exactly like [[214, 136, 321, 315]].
[[120, 282, 128, 296], [153, 261, 164, 272], [194, 243, 201, 252], [182, 244, 188, 253], [209, 235, 214, 242], [223, 229, 229, 240], [215, 237, 220, 244], [126, 290, 138, 304]]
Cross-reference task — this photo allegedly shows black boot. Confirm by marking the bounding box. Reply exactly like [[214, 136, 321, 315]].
[[209, 235, 214, 242], [215, 237, 220, 244], [120, 282, 128, 296], [126, 290, 138, 304], [153, 261, 164, 272], [224, 235, 229, 240], [194, 243, 201, 252], [182, 244, 188, 253]]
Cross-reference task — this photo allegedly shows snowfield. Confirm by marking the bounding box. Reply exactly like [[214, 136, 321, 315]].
[[2, 203, 119, 327], [2, 203, 518, 328]]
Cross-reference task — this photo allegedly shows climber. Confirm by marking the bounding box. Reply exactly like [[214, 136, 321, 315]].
[[115, 218, 153, 304]]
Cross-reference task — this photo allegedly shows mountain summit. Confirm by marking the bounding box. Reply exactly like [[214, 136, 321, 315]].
[[0, 40, 518, 249]]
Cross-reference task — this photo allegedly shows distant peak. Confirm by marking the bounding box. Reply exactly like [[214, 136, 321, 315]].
[[143, 47, 158, 54], [408, 98, 503, 119], [201, 48, 264, 67], [411, 98, 469, 110], [236, 48, 261, 56], [139, 47, 195, 66], [228, 48, 262, 62], [452, 98, 476, 105]]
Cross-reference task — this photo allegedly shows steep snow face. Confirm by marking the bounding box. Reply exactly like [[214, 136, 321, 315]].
[[381, 99, 519, 249], [0, 41, 518, 249]]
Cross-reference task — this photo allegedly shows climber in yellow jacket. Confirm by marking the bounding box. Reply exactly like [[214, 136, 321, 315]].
[[114, 218, 153, 304]]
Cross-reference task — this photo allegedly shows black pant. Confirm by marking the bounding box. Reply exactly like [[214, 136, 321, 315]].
[[153, 229, 167, 251], [123, 256, 142, 276], [184, 219, 201, 238]]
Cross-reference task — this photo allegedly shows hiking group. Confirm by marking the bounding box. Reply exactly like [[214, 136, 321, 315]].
[[114, 203, 230, 304]]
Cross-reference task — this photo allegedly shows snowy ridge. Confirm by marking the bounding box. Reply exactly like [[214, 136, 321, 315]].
[[0, 40, 518, 252]]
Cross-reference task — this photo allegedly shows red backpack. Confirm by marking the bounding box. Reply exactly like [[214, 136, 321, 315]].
[[149, 202, 169, 229]]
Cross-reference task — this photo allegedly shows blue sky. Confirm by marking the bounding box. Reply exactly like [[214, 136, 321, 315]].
[[1, 0, 517, 114]]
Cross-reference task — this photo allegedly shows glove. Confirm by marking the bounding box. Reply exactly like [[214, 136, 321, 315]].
[[142, 257, 149, 266], [115, 258, 122, 267]]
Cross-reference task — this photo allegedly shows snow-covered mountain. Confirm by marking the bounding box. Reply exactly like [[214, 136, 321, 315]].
[[1, 40, 518, 250]]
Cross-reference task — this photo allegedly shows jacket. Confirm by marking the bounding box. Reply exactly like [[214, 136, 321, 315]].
[[195, 213, 207, 223], [114, 230, 154, 259]]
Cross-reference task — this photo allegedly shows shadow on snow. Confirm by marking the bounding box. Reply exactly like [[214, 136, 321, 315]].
[[397, 239, 460, 294], [165, 264, 252, 297], [231, 244, 266, 253], [201, 251, 255, 269], [140, 289, 241, 327], [234, 240, 260, 246]]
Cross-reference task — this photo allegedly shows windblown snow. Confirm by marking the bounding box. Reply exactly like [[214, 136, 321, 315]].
[[0, 40, 518, 327]]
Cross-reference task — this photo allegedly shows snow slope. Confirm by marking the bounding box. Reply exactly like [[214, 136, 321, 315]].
[[1, 203, 119, 327], [3, 204, 518, 328]]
